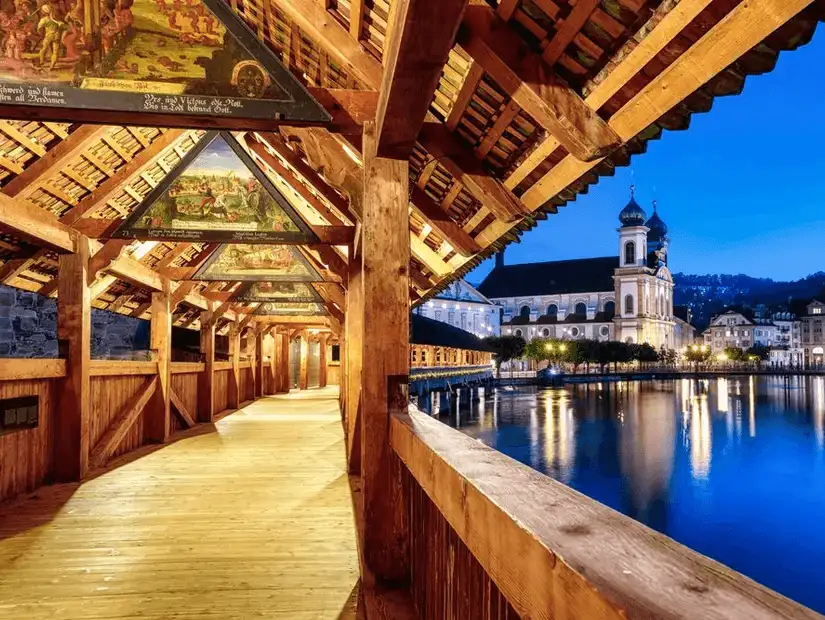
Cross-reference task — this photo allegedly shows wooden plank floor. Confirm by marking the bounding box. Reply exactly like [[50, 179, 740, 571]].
[[0, 387, 360, 620]]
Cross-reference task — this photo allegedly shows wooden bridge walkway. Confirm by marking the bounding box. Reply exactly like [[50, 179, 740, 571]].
[[0, 387, 360, 620]]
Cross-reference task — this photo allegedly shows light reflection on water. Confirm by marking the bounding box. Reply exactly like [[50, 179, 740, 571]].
[[421, 376, 825, 614]]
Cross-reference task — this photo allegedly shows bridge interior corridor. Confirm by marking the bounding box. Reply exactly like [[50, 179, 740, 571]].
[[0, 386, 360, 620]]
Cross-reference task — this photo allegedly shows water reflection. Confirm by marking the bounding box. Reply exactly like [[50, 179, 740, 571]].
[[437, 376, 825, 614]]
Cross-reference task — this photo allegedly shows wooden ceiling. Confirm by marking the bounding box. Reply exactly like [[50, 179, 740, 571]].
[[0, 0, 819, 329]]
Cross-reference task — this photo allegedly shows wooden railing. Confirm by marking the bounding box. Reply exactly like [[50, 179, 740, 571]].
[[391, 407, 821, 620], [0, 356, 271, 506]]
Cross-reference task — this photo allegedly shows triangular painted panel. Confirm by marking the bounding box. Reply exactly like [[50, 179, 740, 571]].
[[193, 244, 323, 281], [234, 281, 323, 303], [254, 302, 328, 316], [0, 0, 329, 125], [115, 131, 317, 243]]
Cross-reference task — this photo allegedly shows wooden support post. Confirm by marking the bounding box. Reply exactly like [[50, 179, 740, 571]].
[[345, 244, 363, 474], [279, 332, 290, 392], [229, 325, 241, 409], [198, 308, 215, 422], [319, 335, 328, 388], [146, 282, 171, 443], [299, 334, 309, 390], [269, 329, 278, 394], [254, 330, 264, 398], [360, 121, 410, 586], [55, 236, 91, 481]]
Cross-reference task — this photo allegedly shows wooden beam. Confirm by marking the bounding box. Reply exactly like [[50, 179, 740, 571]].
[[299, 334, 309, 390], [255, 132, 353, 223], [0, 193, 77, 253], [254, 330, 264, 398], [541, 0, 599, 66], [410, 186, 480, 256], [481, 0, 810, 246], [89, 377, 158, 470], [171, 281, 197, 309], [245, 136, 348, 227], [319, 334, 328, 388], [146, 282, 172, 443], [55, 237, 91, 481], [375, 0, 469, 157], [458, 5, 620, 162], [0, 250, 47, 284], [88, 239, 131, 284], [2, 125, 109, 198], [271, 0, 383, 89], [156, 243, 193, 269], [417, 123, 525, 222], [350, 0, 365, 39], [229, 326, 241, 409], [198, 309, 216, 422], [60, 130, 187, 225], [504, 0, 716, 189], [360, 121, 410, 583], [89, 274, 118, 301], [170, 387, 196, 429], [0, 89, 369, 134], [446, 61, 484, 131]]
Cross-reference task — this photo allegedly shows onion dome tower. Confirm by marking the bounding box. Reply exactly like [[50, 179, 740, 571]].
[[645, 200, 669, 253], [618, 186, 647, 228]]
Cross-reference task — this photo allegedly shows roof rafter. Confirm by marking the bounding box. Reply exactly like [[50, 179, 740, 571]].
[[458, 4, 621, 162], [478, 0, 815, 246]]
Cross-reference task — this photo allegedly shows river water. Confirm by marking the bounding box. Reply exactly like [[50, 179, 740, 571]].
[[422, 376, 825, 613]]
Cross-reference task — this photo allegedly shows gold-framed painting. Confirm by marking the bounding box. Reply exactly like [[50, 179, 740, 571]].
[[233, 281, 323, 303], [192, 243, 323, 281], [114, 131, 317, 243], [254, 302, 328, 316], [0, 0, 330, 125]]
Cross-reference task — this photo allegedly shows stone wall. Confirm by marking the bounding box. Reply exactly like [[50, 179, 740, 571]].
[[0, 285, 149, 359]]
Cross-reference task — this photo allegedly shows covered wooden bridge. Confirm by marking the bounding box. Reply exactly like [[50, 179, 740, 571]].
[[0, 0, 822, 618]]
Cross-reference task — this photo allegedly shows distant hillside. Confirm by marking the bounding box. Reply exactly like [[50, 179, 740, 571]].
[[673, 272, 825, 329]]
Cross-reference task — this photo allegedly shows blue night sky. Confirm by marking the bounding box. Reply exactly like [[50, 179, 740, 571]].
[[469, 28, 825, 285]]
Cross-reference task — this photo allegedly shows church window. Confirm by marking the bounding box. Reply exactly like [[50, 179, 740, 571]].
[[546, 304, 558, 317], [541, 328, 550, 337], [604, 301, 615, 318], [625, 294, 634, 315], [514, 329, 523, 337], [574, 302, 587, 316], [624, 241, 636, 265], [519, 305, 531, 319], [569, 327, 580, 337], [600, 326, 609, 337]]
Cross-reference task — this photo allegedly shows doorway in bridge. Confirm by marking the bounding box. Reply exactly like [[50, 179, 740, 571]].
[[289, 337, 301, 389], [308, 340, 321, 388]]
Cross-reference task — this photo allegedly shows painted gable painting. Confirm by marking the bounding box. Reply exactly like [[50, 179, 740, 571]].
[[115, 131, 316, 242], [234, 281, 322, 303], [254, 302, 328, 317], [193, 243, 322, 281], [0, 0, 329, 124]]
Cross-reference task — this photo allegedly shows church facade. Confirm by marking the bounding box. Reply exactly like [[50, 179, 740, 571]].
[[478, 190, 688, 351]]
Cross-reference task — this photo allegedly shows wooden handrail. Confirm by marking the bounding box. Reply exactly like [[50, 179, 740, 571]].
[[214, 361, 232, 371], [89, 360, 158, 376], [0, 358, 66, 380], [170, 362, 205, 374], [391, 407, 821, 620]]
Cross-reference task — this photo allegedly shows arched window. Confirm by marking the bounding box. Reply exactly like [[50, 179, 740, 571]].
[[574, 302, 587, 316], [625, 294, 634, 315], [624, 241, 636, 265], [541, 328, 550, 337], [546, 303, 558, 317], [604, 301, 616, 318], [519, 305, 531, 318], [514, 329, 523, 337]]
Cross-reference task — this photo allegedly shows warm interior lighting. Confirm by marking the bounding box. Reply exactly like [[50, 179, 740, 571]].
[[132, 241, 158, 260], [342, 142, 362, 165]]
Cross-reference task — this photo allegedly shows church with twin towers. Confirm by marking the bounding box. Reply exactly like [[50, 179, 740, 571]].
[[477, 188, 695, 351]]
